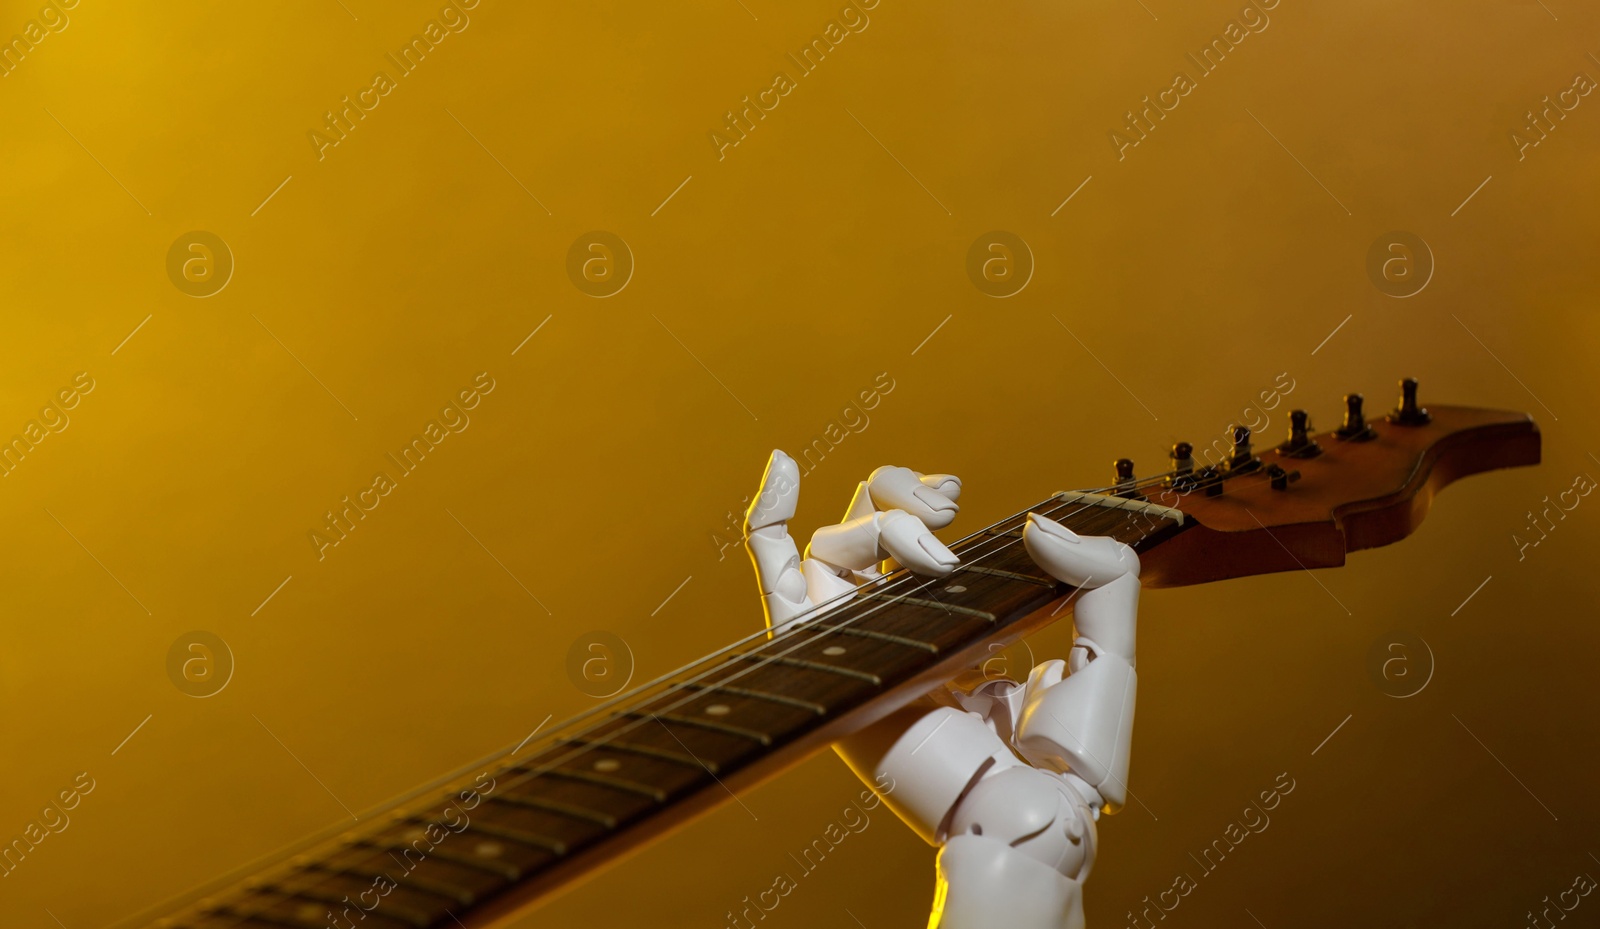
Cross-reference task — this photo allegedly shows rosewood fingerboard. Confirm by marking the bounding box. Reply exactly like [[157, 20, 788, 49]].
[[142, 494, 1189, 929]]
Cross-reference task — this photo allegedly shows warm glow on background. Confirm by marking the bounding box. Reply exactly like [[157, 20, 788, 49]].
[[2, 0, 1597, 927]]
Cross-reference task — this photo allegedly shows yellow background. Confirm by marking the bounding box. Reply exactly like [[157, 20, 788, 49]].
[[3, 0, 1598, 926]]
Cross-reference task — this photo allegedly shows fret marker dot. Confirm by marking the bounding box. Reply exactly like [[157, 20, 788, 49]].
[[296, 904, 323, 921], [475, 841, 504, 858], [822, 646, 847, 656], [705, 704, 731, 716], [594, 758, 621, 772], [945, 585, 967, 593]]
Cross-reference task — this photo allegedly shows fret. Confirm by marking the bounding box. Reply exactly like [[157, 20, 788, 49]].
[[367, 820, 557, 879], [356, 837, 524, 883], [958, 564, 1056, 587], [491, 790, 617, 828], [467, 817, 572, 857], [538, 767, 671, 802], [304, 861, 468, 909], [682, 680, 828, 715], [500, 767, 659, 823], [475, 796, 609, 851], [683, 649, 879, 728], [557, 734, 710, 771], [766, 636, 910, 682], [318, 844, 504, 905], [818, 594, 993, 658], [732, 650, 884, 684], [623, 708, 772, 745], [571, 714, 765, 780], [809, 621, 941, 653], [268, 869, 443, 927], [858, 592, 996, 621], [533, 736, 714, 799]]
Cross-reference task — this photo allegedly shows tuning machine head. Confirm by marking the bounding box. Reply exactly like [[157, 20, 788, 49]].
[[1278, 409, 1323, 458], [1113, 458, 1141, 498], [1335, 393, 1379, 442], [1389, 376, 1432, 426]]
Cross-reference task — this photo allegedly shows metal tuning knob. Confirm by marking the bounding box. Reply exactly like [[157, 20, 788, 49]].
[[1335, 393, 1378, 441], [1113, 458, 1140, 498], [1167, 442, 1195, 491], [1389, 376, 1432, 426], [1277, 409, 1323, 458], [1228, 425, 1259, 472], [1170, 442, 1194, 475]]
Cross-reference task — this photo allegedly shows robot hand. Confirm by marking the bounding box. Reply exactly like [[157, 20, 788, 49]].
[[740, 452, 1146, 929], [742, 449, 963, 633], [1012, 513, 1142, 813]]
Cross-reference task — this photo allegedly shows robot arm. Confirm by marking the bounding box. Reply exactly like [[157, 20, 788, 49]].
[[742, 451, 1143, 929]]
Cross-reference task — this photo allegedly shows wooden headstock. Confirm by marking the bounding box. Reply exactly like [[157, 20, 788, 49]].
[[1138, 396, 1541, 589]]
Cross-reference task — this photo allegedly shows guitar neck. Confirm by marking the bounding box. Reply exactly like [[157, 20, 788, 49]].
[[135, 491, 1190, 929], [124, 401, 1542, 929]]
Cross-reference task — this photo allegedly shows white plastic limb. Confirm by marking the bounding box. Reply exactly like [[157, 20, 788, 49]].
[[1014, 512, 1142, 813], [742, 450, 814, 631], [807, 465, 962, 577], [747, 469, 1144, 929], [835, 704, 1099, 929], [743, 453, 963, 634]]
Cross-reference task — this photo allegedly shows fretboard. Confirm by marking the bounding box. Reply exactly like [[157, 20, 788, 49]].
[[138, 492, 1189, 929]]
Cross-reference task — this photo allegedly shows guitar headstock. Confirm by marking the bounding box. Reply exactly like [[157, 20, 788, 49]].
[[1135, 380, 1541, 589]]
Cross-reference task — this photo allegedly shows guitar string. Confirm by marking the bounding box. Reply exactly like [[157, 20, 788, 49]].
[[214, 458, 1263, 917], [199, 493, 1119, 923], [493, 477, 1161, 757], [222, 451, 1312, 924], [488, 489, 1176, 798], [492, 457, 1302, 798], [500, 452, 1223, 752], [224, 450, 1281, 921], [410, 464, 1211, 810]]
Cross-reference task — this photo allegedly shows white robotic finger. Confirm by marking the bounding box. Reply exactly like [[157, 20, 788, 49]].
[[743, 451, 814, 631], [918, 471, 962, 504], [807, 510, 959, 577], [1022, 513, 1140, 589], [1016, 512, 1143, 814], [1023, 514, 1140, 661], [867, 465, 961, 529]]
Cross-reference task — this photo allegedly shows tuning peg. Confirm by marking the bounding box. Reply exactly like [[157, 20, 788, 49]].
[[1113, 458, 1140, 498], [1228, 425, 1258, 471], [1277, 409, 1323, 458], [1166, 442, 1196, 493], [1335, 393, 1378, 442], [1389, 376, 1432, 426]]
